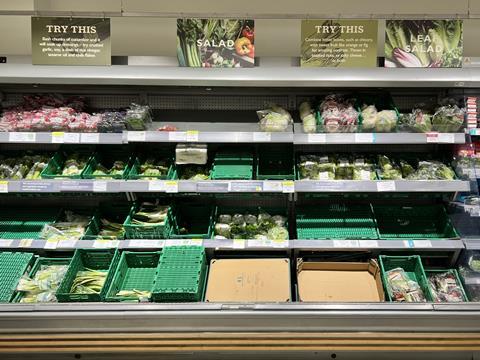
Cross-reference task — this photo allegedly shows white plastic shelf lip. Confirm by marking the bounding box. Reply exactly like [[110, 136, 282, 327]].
[[464, 238, 480, 250], [293, 239, 464, 250], [0, 64, 475, 88], [0, 132, 124, 144], [294, 180, 470, 192]]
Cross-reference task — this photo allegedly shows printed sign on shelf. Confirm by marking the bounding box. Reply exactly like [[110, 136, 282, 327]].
[[301, 20, 378, 67], [31, 17, 111, 65], [384, 20, 463, 68], [177, 19, 254, 68]]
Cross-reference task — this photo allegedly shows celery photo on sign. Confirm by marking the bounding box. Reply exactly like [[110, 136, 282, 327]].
[[385, 20, 463, 68], [177, 18, 254, 68]]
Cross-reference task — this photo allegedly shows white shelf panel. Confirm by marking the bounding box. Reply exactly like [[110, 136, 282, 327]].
[[0, 132, 124, 144]]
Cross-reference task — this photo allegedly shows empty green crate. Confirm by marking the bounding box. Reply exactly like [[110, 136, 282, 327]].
[[152, 246, 207, 302], [123, 203, 169, 239], [174, 164, 212, 180], [83, 148, 134, 180], [256, 146, 295, 180], [83, 203, 131, 240], [425, 268, 469, 302], [211, 150, 253, 180], [0, 251, 35, 303], [12, 256, 71, 303], [41, 148, 93, 179], [296, 204, 378, 240], [379, 255, 433, 302], [373, 205, 459, 239], [105, 251, 161, 302], [165, 204, 214, 239], [56, 249, 119, 302], [0, 209, 59, 239]]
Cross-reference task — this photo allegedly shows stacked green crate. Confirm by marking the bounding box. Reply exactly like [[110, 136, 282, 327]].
[[12, 256, 71, 303], [165, 204, 215, 239], [105, 251, 161, 302], [211, 148, 253, 180], [83, 146, 134, 179], [56, 249, 119, 302], [373, 204, 459, 239], [0, 208, 59, 239], [0, 251, 35, 303], [256, 145, 295, 180], [83, 203, 131, 240], [152, 246, 207, 302], [123, 202, 170, 239], [127, 146, 175, 180], [296, 204, 378, 240], [41, 146, 94, 179], [379, 255, 434, 302]]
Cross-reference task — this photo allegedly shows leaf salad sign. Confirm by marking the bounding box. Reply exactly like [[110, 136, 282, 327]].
[[177, 18, 254, 68], [301, 20, 378, 67], [31, 17, 111, 65], [385, 20, 463, 68]]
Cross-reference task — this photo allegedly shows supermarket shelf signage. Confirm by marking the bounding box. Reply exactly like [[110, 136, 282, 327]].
[[301, 20, 378, 67], [385, 20, 463, 68], [31, 17, 111, 66], [177, 19, 254, 68]]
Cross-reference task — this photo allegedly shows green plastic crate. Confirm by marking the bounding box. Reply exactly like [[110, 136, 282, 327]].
[[165, 204, 214, 240], [123, 203, 169, 239], [0, 209, 59, 239], [105, 251, 161, 302], [296, 204, 378, 240], [174, 164, 212, 180], [256, 145, 295, 180], [211, 149, 253, 180], [152, 246, 207, 302], [379, 255, 433, 302], [425, 268, 469, 302], [41, 148, 93, 179], [127, 152, 175, 180], [0, 251, 35, 303], [56, 249, 119, 302], [83, 148, 134, 180], [12, 256, 71, 303], [83, 203, 131, 240], [373, 204, 459, 239]]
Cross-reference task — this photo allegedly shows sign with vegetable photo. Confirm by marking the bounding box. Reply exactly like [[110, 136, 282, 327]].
[[177, 19, 254, 68], [301, 20, 378, 67], [385, 20, 463, 68]]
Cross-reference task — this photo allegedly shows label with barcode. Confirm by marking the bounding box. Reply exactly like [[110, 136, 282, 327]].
[[51, 132, 64, 143], [80, 133, 100, 143], [253, 132, 271, 142], [9, 132, 36, 142]]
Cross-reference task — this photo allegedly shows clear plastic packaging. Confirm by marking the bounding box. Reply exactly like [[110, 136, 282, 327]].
[[175, 144, 208, 165], [257, 104, 293, 132]]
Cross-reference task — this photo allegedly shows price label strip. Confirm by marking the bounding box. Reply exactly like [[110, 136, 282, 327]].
[[129, 239, 164, 248], [93, 239, 119, 248], [186, 130, 199, 142], [51, 132, 65, 143], [282, 181, 295, 193], [165, 239, 203, 247], [0, 181, 8, 193]]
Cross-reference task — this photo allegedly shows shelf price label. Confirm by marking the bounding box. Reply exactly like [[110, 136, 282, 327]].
[[426, 132, 439, 143], [282, 181, 295, 193], [186, 130, 199, 142], [44, 239, 58, 249], [57, 239, 78, 248], [262, 181, 282, 192], [248, 239, 288, 248], [164, 181, 179, 193], [18, 239, 33, 248], [253, 132, 271, 142], [92, 181, 108, 192], [9, 132, 36, 142], [93, 239, 119, 248], [232, 239, 246, 249], [438, 133, 455, 143], [80, 133, 100, 143], [148, 180, 166, 192], [64, 133, 80, 143], [168, 131, 187, 141], [376, 181, 396, 192], [51, 132, 65, 143], [307, 133, 326, 143], [129, 239, 164, 248], [359, 240, 379, 248], [0, 239, 13, 248], [165, 239, 203, 247], [0, 181, 8, 193], [127, 131, 146, 142], [333, 240, 360, 248], [354, 133, 375, 143]]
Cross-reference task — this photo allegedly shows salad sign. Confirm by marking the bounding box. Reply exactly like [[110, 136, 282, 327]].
[[385, 20, 463, 68], [301, 20, 378, 67], [31, 17, 111, 65], [177, 18, 254, 68]]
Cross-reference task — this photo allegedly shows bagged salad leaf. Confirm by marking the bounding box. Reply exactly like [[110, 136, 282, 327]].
[[320, 95, 358, 133], [298, 155, 335, 180], [16, 264, 69, 303], [428, 271, 466, 303], [299, 101, 317, 133], [399, 108, 432, 133], [406, 160, 455, 180], [432, 104, 465, 133], [257, 104, 293, 132], [386, 267, 427, 302], [125, 103, 152, 131], [378, 155, 402, 180]]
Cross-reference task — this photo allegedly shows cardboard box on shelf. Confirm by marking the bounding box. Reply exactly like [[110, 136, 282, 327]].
[[205, 258, 291, 302], [297, 259, 385, 302]]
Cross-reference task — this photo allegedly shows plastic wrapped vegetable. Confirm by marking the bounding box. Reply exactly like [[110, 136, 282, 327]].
[[378, 155, 402, 180], [299, 101, 317, 133], [406, 161, 455, 180], [361, 105, 377, 131], [125, 103, 152, 131], [403, 108, 433, 133], [320, 95, 358, 133], [428, 271, 466, 303], [352, 157, 376, 180], [375, 110, 397, 133], [386, 267, 427, 302], [175, 144, 208, 165], [257, 104, 293, 132], [16, 264, 69, 303], [432, 105, 465, 133]]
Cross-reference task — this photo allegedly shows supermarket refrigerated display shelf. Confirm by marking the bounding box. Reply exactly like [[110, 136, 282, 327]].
[[0, 127, 466, 145], [0, 238, 465, 251], [0, 179, 470, 193]]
